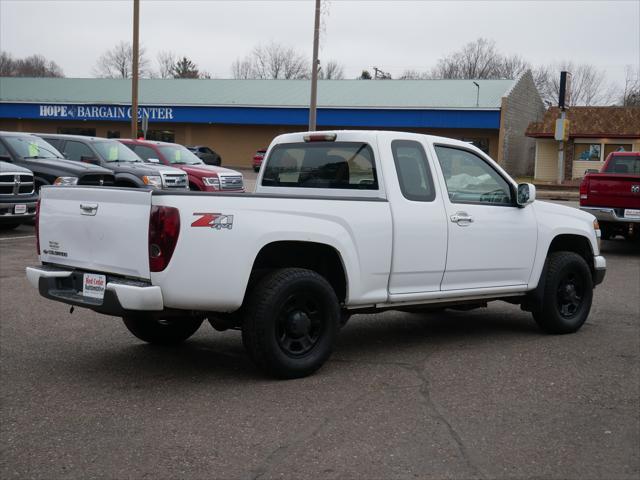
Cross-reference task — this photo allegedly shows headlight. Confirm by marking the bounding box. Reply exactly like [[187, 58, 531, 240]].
[[202, 177, 220, 189], [593, 219, 601, 248], [53, 176, 79, 186], [142, 175, 162, 189]]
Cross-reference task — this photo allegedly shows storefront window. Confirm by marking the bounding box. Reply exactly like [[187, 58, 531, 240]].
[[574, 143, 601, 161], [603, 143, 632, 159], [145, 130, 175, 143]]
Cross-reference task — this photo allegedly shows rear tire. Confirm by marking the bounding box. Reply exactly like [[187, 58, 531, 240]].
[[532, 252, 593, 334], [122, 315, 203, 345], [242, 268, 340, 379]]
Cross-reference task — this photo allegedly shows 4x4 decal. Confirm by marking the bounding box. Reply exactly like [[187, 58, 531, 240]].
[[191, 212, 234, 230]]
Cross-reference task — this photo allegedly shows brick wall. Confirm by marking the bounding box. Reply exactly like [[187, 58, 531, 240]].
[[499, 71, 545, 177]]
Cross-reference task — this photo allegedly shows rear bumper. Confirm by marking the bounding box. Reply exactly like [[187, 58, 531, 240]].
[[581, 206, 640, 224], [593, 255, 606, 286], [26, 265, 164, 316]]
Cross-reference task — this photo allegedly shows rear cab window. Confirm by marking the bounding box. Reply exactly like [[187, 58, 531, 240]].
[[604, 155, 640, 174], [262, 142, 378, 191]]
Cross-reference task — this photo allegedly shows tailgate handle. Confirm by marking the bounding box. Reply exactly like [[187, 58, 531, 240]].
[[80, 203, 98, 216]]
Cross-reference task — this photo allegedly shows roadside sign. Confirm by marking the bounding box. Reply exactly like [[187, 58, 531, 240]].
[[555, 118, 570, 141]]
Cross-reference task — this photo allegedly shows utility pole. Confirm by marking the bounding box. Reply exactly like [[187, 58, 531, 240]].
[[555, 71, 572, 184], [131, 0, 140, 138], [308, 0, 321, 131]]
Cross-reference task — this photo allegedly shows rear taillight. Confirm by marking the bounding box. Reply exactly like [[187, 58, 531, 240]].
[[149, 205, 180, 272], [579, 176, 590, 203], [35, 199, 41, 255]]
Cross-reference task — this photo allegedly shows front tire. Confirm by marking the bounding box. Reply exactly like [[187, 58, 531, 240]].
[[242, 268, 340, 379], [122, 315, 203, 345], [533, 252, 593, 334]]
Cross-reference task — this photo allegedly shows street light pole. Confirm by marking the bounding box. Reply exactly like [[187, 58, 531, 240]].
[[131, 0, 140, 138], [308, 0, 321, 131]]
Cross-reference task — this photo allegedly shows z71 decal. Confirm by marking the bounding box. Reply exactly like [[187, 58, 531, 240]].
[[191, 212, 234, 230]]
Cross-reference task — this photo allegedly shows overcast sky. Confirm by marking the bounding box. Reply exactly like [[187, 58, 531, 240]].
[[1, 0, 638, 87]]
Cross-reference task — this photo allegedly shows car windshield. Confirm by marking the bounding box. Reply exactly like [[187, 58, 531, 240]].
[[4, 135, 64, 159], [94, 141, 142, 162], [604, 156, 640, 174], [158, 145, 203, 165]]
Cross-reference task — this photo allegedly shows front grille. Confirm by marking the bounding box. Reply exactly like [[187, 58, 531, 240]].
[[219, 175, 244, 190], [162, 174, 188, 189], [79, 174, 115, 187], [0, 172, 35, 195]]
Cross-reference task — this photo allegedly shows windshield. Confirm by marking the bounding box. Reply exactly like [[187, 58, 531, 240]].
[[94, 141, 142, 162], [4, 135, 64, 159], [158, 145, 203, 165], [604, 156, 640, 174]]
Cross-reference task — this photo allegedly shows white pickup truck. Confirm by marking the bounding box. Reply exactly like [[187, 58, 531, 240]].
[[27, 131, 606, 378]]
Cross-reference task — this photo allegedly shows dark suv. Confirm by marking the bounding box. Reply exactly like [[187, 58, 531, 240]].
[[0, 132, 115, 191], [37, 134, 188, 191], [186, 145, 222, 166]]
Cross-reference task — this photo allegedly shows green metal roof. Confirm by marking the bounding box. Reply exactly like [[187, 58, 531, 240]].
[[0, 77, 515, 109]]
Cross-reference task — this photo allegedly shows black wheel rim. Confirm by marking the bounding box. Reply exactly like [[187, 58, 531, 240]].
[[556, 271, 584, 318], [276, 292, 324, 357]]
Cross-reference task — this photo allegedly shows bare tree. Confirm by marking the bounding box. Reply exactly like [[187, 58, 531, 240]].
[[0, 51, 64, 77], [93, 41, 151, 79], [319, 60, 344, 79], [231, 42, 309, 79], [156, 51, 177, 79], [431, 38, 503, 79], [0, 51, 15, 76], [621, 65, 640, 106], [358, 70, 372, 80], [534, 61, 617, 106], [399, 69, 428, 80], [232, 56, 254, 79], [497, 54, 531, 79]]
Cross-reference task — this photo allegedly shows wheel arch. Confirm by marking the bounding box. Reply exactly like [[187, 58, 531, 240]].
[[249, 240, 348, 304]]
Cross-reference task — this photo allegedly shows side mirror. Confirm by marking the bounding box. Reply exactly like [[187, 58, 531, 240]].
[[0, 155, 12, 162], [80, 156, 100, 165], [147, 158, 160, 164], [517, 183, 536, 207]]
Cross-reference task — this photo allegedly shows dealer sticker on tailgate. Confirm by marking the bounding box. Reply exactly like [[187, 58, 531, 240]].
[[624, 209, 640, 219], [83, 274, 106, 299]]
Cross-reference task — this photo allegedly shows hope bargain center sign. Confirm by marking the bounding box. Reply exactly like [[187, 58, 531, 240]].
[[37, 104, 174, 121]]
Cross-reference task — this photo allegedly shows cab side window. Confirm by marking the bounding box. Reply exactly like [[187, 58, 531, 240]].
[[434, 146, 513, 206], [391, 140, 435, 202], [63, 141, 94, 162]]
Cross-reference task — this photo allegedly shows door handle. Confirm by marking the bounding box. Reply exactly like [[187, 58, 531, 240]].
[[80, 203, 98, 216], [450, 212, 473, 226]]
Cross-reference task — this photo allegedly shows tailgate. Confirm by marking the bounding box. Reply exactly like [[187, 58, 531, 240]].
[[584, 174, 640, 208], [39, 186, 152, 279]]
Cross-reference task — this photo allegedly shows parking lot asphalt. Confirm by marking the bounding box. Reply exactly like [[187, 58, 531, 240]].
[[2, 222, 639, 479]]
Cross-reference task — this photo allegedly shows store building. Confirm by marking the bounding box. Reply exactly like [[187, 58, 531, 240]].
[[527, 106, 640, 182], [1, 72, 543, 172]]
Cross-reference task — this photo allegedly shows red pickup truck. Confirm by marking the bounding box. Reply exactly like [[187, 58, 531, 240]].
[[120, 139, 244, 192], [579, 151, 640, 240]]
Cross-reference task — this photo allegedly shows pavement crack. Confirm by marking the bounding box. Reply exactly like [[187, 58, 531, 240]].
[[249, 386, 372, 480]]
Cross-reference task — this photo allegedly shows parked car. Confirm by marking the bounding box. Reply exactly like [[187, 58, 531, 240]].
[[36, 134, 188, 191], [27, 131, 606, 379], [120, 139, 244, 192], [579, 151, 640, 240], [0, 131, 115, 191], [252, 148, 267, 172], [0, 161, 38, 229], [186, 146, 222, 166]]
